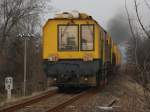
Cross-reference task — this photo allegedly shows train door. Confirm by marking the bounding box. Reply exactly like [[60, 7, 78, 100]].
[[96, 30, 103, 86], [96, 30, 107, 86]]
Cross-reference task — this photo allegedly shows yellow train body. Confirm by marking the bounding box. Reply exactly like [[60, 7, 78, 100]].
[[42, 12, 121, 87], [43, 19, 102, 60], [112, 43, 122, 65]]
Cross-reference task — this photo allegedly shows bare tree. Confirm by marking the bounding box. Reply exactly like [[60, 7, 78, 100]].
[[0, 0, 52, 96], [134, 0, 150, 39], [125, 0, 150, 111], [0, 0, 44, 50], [144, 0, 150, 10]]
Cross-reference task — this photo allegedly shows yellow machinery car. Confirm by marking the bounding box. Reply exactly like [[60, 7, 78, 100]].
[[42, 11, 121, 88]]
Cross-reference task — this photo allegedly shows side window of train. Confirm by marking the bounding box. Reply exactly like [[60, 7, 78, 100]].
[[58, 25, 79, 51], [80, 25, 94, 51]]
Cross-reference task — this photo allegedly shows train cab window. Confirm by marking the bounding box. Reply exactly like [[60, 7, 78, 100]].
[[81, 25, 94, 51], [58, 25, 79, 51]]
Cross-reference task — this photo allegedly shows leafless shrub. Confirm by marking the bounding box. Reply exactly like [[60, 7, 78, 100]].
[[120, 92, 144, 112]]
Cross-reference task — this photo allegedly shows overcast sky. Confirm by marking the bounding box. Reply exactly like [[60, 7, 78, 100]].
[[46, 0, 131, 29], [43, 0, 150, 29]]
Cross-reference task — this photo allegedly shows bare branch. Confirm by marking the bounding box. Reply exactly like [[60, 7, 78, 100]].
[[125, 0, 139, 66], [144, 0, 150, 10], [126, 0, 150, 109], [134, 0, 150, 39], [125, 0, 136, 39]]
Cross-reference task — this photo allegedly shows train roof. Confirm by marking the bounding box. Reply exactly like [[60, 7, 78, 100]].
[[45, 11, 108, 34], [54, 11, 92, 19]]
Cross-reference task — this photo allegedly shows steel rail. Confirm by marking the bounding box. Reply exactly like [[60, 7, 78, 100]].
[[46, 88, 97, 112], [0, 89, 58, 112]]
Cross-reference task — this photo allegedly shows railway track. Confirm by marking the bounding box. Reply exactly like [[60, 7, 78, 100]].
[[0, 88, 97, 112], [45, 88, 97, 112], [0, 89, 58, 112]]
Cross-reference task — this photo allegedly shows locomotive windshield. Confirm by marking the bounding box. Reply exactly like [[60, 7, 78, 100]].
[[81, 25, 94, 51], [58, 25, 79, 51]]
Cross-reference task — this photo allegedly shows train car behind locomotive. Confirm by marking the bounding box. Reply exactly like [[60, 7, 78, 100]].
[[42, 11, 121, 88]]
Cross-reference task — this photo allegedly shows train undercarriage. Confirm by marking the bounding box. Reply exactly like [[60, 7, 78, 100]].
[[43, 59, 111, 88]]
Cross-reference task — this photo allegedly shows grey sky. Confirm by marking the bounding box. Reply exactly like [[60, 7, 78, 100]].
[[43, 0, 150, 29], [48, 0, 130, 29], [42, 0, 150, 26]]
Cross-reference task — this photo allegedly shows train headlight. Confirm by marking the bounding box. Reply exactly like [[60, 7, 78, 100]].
[[84, 77, 88, 81], [48, 57, 53, 61], [83, 54, 93, 61], [48, 55, 59, 61]]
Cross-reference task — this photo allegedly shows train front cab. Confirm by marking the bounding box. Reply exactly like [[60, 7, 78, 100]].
[[43, 17, 104, 88]]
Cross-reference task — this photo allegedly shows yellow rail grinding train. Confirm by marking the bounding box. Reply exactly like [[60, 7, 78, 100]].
[[42, 11, 121, 88]]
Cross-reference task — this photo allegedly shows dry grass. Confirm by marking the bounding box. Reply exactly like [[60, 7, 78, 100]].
[[61, 66, 148, 112]]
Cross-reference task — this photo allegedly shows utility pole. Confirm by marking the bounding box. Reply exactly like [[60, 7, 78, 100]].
[[17, 34, 34, 96], [23, 37, 27, 96]]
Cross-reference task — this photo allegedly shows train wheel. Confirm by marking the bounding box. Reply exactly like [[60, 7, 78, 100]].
[[100, 64, 108, 86], [100, 70, 105, 86], [104, 67, 108, 85], [104, 75, 108, 85], [96, 70, 101, 87]]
